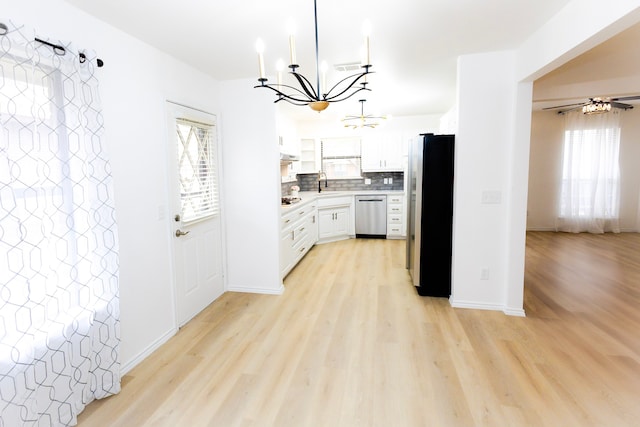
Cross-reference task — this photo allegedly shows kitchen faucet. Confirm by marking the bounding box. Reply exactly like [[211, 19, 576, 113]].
[[317, 170, 328, 193]]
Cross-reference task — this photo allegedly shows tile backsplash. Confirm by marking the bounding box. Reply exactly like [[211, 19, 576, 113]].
[[281, 171, 404, 196]]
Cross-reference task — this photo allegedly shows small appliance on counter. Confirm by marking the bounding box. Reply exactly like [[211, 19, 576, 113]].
[[281, 196, 301, 205]]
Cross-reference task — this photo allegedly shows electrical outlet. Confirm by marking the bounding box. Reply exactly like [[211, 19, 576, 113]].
[[481, 190, 502, 205], [364, 178, 371, 185], [388, 177, 393, 184], [480, 268, 490, 280]]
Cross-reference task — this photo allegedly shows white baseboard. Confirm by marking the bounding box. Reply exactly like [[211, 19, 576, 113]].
[[121, 327, 177, 375], [526, 227, 556, 231], [503, 307, 526, 317], [227, 284, 285, 295], [449, 299, 526, 317], [315, 235, 352, 245]]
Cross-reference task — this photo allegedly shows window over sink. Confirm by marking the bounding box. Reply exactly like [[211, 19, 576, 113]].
[[321, 137, 362, 179]]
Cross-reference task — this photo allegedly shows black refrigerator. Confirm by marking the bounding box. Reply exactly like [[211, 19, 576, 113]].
[[406, 133, 455, 297]]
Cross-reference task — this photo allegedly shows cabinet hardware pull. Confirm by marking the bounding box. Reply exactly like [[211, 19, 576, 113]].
[[285, 219, 291, 223]]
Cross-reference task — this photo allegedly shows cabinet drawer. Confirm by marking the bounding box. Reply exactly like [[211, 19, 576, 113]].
[[292, 222, 308, 243], [387, 213, 403, 224], [388, 194, 404, 204], [282, 215, 295, 229], [387, 224, 403, 235], [388, 205, 403, 214]]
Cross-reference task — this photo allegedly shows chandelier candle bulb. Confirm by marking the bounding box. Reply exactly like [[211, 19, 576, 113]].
[[289, 35, 297, 65], [287, 20, 297, 65], [256, 39, 265, 79], [364, 36, 370, 66], [362, 20, 372, 65]]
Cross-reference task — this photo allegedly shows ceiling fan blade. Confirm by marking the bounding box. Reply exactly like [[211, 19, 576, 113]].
[[557, 105, 584, 115], [611, 101, 634, 110], [610, 95, 640, 102], [542, 102, 585, 110]]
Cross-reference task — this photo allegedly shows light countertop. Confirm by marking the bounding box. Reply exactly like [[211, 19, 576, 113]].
[[281, 190, 405, 213]]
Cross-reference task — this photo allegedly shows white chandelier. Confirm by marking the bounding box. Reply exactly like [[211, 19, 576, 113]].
[[342, 99, 388, 129], [254, 0, 372, 112]]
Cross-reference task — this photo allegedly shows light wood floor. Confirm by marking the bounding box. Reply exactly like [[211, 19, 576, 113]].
[[78, 232, 640, 426]]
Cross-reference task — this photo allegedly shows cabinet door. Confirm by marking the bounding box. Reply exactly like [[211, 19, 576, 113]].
[[381, 135, 404, 170], [361, 133, 405, 172], [333, 207, 350, 236], [318, 209, 336, 240], [361, 136, 382, 171]]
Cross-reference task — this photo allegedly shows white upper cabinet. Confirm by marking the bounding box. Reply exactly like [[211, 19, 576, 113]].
[[361, 131, 406, 172]]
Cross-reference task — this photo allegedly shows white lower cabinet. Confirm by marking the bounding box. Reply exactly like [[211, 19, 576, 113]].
[[318, 207, 350, 241], [317, 195, 354, 243], [281, 202, 318, 278], [386, 193, 406, 238]]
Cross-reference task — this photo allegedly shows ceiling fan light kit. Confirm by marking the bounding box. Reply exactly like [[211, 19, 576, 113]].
[[582, 100, 611, 114], [543, 96, 639, 115], [254, 0, 372, 112]]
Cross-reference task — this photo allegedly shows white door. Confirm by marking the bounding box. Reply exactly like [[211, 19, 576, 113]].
[[166, 102, 225, 327]]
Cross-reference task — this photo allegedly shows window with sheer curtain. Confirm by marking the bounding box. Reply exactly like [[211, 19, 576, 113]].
[[0, 20, 120, 426], [556, 109, 621, 233]]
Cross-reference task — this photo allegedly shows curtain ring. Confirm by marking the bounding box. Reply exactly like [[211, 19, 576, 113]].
[[0, 23, 8, 35]]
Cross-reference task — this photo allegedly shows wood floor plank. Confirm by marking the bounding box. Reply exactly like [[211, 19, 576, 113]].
[[78, 232, 640, 426]]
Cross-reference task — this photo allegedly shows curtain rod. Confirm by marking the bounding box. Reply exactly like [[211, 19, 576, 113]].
[[0, 22, 104, 67], [34, 37, 104, 68]]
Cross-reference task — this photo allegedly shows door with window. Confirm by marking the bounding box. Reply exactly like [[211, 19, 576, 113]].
[[166, 102, 224, 326]]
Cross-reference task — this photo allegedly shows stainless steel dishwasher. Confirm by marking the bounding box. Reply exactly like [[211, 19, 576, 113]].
[[355, 195, 387, 238]]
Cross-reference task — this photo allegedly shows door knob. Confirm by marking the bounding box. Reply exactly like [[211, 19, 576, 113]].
[[175, 229, 190, 237]]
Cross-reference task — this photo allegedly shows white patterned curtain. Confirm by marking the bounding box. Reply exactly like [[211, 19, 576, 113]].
[[0, 20, 120, 426], [556, 109, 621, 233]]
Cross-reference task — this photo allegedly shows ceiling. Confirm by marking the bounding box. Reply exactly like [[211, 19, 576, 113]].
[[533, 20, 640, 112], [65, 0, 577, 121]]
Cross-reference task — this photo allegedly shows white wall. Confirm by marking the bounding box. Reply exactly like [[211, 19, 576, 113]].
[[528, 108, 640, 231], [5, 0, 222, 371], [219, 79, 283, 294], [452, 50, 522, 313]]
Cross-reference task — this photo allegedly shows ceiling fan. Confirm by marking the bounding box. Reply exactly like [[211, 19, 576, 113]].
[[542, 96, 640, 114]]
